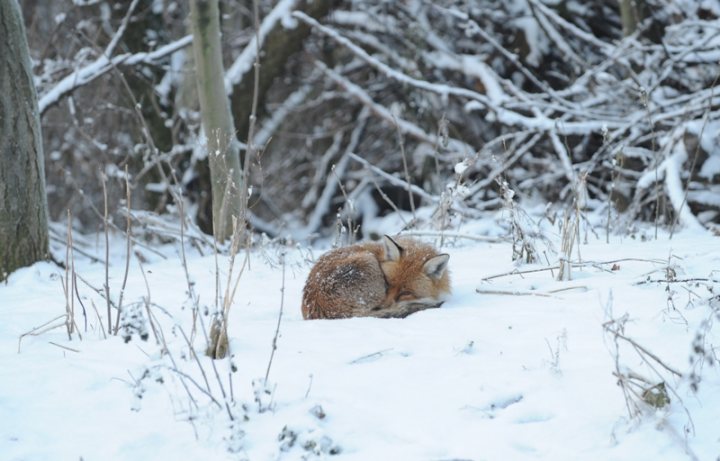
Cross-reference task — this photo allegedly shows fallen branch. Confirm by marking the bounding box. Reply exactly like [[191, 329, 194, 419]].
[[636, 278, 720, 285], [476, 286, 588, 297], [476, 288, 553, 297], [482, 257, 666, 281]]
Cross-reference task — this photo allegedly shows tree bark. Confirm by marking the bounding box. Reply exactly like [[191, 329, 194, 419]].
[[0, 0, 49, 280], [618, 0, 639, 37], [190, 0, 244, 242]]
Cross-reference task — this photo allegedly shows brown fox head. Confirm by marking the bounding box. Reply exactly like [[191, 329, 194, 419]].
[[377, 235, 450, 312]]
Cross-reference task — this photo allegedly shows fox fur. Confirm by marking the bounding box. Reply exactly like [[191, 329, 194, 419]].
[[302, 236, 450, 319]]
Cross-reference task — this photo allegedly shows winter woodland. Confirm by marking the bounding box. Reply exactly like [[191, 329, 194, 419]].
[[1, 0, 720, 459]]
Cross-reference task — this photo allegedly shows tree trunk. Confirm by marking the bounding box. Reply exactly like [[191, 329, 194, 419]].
[[0, 0, 49, 280], [190, 0, 244, 243], [618, 0, 639, 37]]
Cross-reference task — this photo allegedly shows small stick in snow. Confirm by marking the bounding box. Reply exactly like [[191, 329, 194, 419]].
[[476, 285, 589, 297], [349, 348, 394, 365], [48, 341, 80, 353], [476, 288, 553, 297]]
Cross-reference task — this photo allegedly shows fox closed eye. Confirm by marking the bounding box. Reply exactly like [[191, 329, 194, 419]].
[[396, 290, 416, 301]]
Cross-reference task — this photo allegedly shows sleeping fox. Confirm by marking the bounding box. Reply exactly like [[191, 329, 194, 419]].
[[301, 236, 450, 319]]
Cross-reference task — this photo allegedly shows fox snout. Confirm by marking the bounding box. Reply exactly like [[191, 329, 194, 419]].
[[301, 235, 451, 320], [370, 298, 445, 319]]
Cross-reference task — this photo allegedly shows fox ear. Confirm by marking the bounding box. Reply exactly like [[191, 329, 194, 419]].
[[383, 235, 403, 261], [424, 254, 449, 279]]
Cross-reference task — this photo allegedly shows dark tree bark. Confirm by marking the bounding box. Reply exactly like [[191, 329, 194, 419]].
[[0, 0, 49, 280]]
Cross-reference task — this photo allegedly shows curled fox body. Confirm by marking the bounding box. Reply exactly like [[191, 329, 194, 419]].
[[301, 236, 450, 319]]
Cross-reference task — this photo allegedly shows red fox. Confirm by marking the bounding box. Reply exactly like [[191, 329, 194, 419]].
[[302, 236, 450, 319]]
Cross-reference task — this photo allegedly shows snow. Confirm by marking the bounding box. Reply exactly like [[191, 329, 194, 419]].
[[2, 217, 720, 460], [511, 17, 548, 67], [700, 154, 720, 180]]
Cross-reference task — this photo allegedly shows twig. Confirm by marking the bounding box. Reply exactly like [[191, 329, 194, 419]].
[[18, 315, 66, 353], [604, 323, 683, 378], [636, 278, 720, 285], [348, 153, 437, 203], [101, 173, 112, 335], [48, 231, 105, 264], [349, 348, 394, 364], [482, 265, 559, 282], [475, 288, 552, 297], [168, 367, 222, 409], [114, 166, 133, 335], [482, 257, 666, 281], [178, 326, 215, 400], [104, 0, 140, 58], [394, 115, 416, 222], [136, 257, 160, 345], [476, 285, 588, 297], [264, 251, 286, 384], [64, 211, 74, 339], [49, 341, 81, 353], [90, 300, 107, 340], [73, 269, 88, 333], [331, 161, 358, 246], [401, 230, 507, 243]]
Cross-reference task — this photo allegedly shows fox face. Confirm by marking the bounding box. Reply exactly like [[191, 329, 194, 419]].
[[301, 235, 450, 319], [375, 236, 450, 315]]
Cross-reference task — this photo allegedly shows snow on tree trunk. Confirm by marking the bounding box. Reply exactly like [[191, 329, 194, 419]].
[[190, 0, 244, 243], [0, 0, 49, 280]]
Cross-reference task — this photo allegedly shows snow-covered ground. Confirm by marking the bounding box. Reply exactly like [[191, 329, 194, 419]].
[[2, 218, 719, 460]]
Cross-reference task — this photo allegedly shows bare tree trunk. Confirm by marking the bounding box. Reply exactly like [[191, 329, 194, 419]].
[[618, 0, 639, 37], [0, 0, 49, 280], [190, 0, 244, 243]]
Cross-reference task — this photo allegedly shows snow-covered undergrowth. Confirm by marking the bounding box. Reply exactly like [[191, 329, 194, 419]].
[[2, 217, 719, 460]]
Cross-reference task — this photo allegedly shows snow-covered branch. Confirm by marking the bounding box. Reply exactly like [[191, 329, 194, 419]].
[[315, 60, 474, 156], [39, 35, 192, 115], [224, 0, 299, 94], [294, 11, 494, 108]]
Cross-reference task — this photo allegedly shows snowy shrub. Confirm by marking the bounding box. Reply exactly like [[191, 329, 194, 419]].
[[119, 302, 149, 343]]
